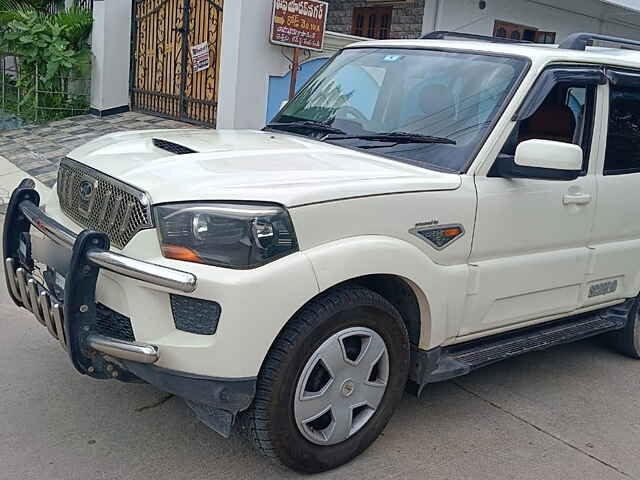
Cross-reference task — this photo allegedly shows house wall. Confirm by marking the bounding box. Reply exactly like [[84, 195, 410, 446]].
[[423, 0, 640, 41], [326, 0, 426, 39], [217, 0, 363, 129], [217, 0, 292, 129], [217, 0, 640, 130]]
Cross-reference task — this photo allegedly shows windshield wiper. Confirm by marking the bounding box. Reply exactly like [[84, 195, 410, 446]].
[[266, 120, 346, 135], [323, 131, 456, 145]]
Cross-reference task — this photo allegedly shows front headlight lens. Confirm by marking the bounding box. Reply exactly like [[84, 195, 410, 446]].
[[155, 203, 298, 268]]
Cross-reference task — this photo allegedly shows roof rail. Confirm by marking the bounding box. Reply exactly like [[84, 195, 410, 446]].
[[560, 32, 640, 51], [421, 31, 531, 44]]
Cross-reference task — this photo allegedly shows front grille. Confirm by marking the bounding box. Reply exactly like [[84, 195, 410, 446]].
[[95, 303, 136, 342], [57, 158, 153, 249]]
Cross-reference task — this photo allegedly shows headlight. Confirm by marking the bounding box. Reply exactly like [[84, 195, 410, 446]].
[[155, 203, 298, 268]]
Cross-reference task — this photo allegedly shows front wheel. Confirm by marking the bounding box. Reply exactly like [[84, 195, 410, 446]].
[[238, 286, 410, 473]]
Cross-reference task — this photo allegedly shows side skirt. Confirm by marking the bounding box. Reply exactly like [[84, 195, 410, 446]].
[[408, 300, 634, 395]]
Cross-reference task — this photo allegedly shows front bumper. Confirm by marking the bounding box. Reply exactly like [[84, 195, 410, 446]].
[[3, 181, 256, 433], [3, 181, 196, 372]]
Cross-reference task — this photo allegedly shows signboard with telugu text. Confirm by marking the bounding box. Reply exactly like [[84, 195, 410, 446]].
[[270, 0, 329, 52]]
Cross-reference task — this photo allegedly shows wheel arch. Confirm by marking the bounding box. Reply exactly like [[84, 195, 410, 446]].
[[349, 274, 430, 348], [264, 273, 431, 365], [255, 235, 466, 379]]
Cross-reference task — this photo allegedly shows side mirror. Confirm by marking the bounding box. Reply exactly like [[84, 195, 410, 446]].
[[494, 139, 583, 181]]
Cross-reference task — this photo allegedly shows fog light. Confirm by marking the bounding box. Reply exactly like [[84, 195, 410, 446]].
[[170, 295, 221, 335]]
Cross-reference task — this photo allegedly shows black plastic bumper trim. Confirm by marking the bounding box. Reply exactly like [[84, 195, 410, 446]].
[[120, 361, 256, 414]]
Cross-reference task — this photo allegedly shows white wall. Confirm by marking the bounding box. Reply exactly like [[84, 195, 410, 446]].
[[423, 0, 640, 41], [217, 1, 362, 129], [217, 0, 291, 129], [90, 0, 132, 113]]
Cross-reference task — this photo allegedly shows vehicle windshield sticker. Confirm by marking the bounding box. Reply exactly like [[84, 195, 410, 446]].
[[383, 55, 403, 62]]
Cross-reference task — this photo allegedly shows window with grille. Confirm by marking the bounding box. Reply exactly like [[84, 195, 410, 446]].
[[493, 20, 556, 44], [352, 7, 393, 40]]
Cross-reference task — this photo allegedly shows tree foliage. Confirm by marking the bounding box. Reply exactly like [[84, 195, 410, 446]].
[[0, 1, 92, 123]]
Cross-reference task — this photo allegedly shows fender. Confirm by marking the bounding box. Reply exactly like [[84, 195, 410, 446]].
[[303, 235, 470, 349]]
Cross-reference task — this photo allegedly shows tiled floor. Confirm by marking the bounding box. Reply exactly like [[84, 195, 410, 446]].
[[0, 112, 194, 187]]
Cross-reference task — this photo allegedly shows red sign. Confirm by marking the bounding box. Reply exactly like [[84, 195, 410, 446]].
[[270, 0, 329, 52]]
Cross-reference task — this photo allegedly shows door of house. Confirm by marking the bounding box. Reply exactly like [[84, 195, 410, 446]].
[[131, 0, 223, 126]]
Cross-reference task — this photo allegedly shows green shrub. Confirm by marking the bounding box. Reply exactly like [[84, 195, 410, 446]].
[[0, 2, 92, 123]]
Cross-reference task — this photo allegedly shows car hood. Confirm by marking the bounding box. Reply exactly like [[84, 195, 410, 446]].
[[67, 129, 461, 207]]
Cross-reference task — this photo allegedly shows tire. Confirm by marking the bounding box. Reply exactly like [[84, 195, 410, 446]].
[[607, 296, 640, 359], [238, 285, 410, 473]]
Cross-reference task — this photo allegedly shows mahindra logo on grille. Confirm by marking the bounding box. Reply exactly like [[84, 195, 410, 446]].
[[79, 180, 94, 201], [77, 176, 98, 217]]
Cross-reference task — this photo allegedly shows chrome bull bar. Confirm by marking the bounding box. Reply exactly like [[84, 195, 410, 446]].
[[3, 181, 180, 372], [6, 246, 161, 364]]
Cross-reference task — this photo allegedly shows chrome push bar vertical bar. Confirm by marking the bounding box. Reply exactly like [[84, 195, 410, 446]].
[[51, 303, 67, 348], [15, 268, 31, 311], [38, 291, 58, 338], [27, 278, 45, 326], [5, 258, 21, 301]]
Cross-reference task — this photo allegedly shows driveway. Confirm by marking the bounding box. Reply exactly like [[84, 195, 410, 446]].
[[0, 112, 193, 187], [2, 253, 639, 480]]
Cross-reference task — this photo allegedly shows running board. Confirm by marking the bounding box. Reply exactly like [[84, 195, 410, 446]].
[[416, 303, 632, 386]]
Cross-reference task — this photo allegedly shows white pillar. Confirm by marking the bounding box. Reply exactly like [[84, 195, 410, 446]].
[[217, 0, 290, 129], [216, 0, 242, 129], [422, 0, 440, 34], [90, 0, 132, 116]]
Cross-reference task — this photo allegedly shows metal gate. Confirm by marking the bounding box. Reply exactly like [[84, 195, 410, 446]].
[[130, 0, 223, 126]]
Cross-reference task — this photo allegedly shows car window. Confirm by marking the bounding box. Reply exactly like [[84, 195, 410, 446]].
[[604, 81, 640, 175], [567, 87, 586, 119], [498, 82, 596, 173]]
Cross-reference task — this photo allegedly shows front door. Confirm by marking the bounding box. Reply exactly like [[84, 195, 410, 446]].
[[461, 69, 603, 336], [130, 0, 224, 126]]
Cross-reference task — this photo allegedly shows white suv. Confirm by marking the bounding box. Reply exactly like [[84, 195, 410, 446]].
[[5, 31, 640, 473]]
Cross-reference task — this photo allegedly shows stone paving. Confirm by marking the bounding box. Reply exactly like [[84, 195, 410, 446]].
[[0, 111, 195, 187]]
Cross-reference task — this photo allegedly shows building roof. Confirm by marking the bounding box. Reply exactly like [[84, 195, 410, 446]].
[[602, 0, 640, 13]]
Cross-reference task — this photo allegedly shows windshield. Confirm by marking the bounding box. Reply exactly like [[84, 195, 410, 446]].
[[271, 48, 528, 172]]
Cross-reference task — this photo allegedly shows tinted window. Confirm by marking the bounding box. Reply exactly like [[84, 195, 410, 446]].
[[604, 83, 640, 175], [497, 82, 596, 173]]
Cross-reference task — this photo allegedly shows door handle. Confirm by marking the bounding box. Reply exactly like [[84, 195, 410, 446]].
[[563, 193, 592, 205]]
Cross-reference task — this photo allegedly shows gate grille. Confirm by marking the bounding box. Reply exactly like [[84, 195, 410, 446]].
[[130, 0, 224, 127]]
